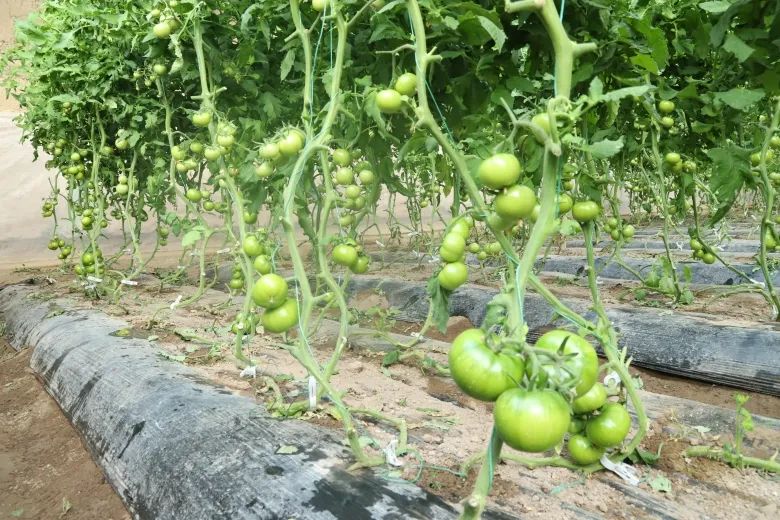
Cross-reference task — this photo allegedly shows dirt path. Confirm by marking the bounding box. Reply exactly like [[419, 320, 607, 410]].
[[0, 340, 129, 520]]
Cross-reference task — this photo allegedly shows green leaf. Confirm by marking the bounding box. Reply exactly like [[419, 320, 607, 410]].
[[582, 138, 624, 159], [630, 54, 659, 75], [477, 16, 506, 52], [602, 85, 653, 103], [382, 350, 400, 367], [714, 87, 765, 110], [280, 49, 295, 81], [699, 1, 732, 13], [706, 144, 751, 225], [722, 33, 754, 62], [427, 276, 451, 333], [648, 474, 672, 493], [181, 228, 204, 248]]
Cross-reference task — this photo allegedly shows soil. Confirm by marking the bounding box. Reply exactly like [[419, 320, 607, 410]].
[[0, 340, 130, 520], [8, 275, 779, 520]]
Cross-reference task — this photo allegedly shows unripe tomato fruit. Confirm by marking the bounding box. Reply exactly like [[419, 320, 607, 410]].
[[558, 193, 573, 214], [438, 262, 468, 291], [439, 233, 466, 263], [394, 72, 417, 96], [185, 188, 202, 203], [350, 255, 370, 274], [242, 236, 264, 257], [568, 434, 605, 465], [334, 167, 354, 185], [622, 224, 635, 239], [376, 89, 403, 113], [702, 252, 716, 264], [494, 389, 571, 452], [279, 132, 304, 156], [586, 403, 631, 448], [534, 329, 599, 397], [448, 329, 525, 401], [261, 298, 299, 333], [333, 244, 358, 267], [192, 111, 212, 127], [572, 200, 600, 223], [658, 100, 675, 114], [312, 0, 327, 12], [153, 21, 171, 39], [572, 382, 608, 414], [494, 184, 536, 220], [478, 153, 522, 190], [358, 169, 375, 184], [332, 148, 351, 167], [531, 113, 552, 134], [449, 219, 471, 238], [253, 255, 273, 275], [252, 273, 289, 309], [255, 162, 274, 178], [660, 116, 674, 128], [665, 152, 681, 164]]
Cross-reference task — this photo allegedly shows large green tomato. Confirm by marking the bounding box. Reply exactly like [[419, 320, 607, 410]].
[[333, 244, 358, 267], [572, 200, 600, 223], [494, 389, 571, 452], [558, 193, 573, 214], [567, 434, 605, 465], [448, 329, 525, 401], [332, 148, 351, 166], [439, 233, 466, 262], [449, 219, 471, 238], [394, 72, 417, 96], [242, 236, 264, 257], [586, 403, 631, 448], [253, 255, 273, 275], [376, 89, 403, 113], [334, 167, 354, 185], [531, 113, 552, 134], [477, 153, 521, 190], [350, 255, 370, 274], [251, 273, 289, 309], [658, 100, 675, 114], [534, 329, 598, 397], [262, 298, 299, 333], [572, 382, 607, 414], [494, 185, 536, 220], [438, 262, 468, 291]]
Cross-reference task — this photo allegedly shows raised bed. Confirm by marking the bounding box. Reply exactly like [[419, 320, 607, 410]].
[[0, 284, 476, 520], [344, 276, 780, 397]]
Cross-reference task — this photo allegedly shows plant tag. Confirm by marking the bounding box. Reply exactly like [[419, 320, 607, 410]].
[[120, 279, 138, 286], [86, 276, 103, 283], [600, 454, 641, 486], [308, 376, 317, 409], [384, 439, 403, 467], [170, 294, 182, 309], [239, 365, 257, 379]]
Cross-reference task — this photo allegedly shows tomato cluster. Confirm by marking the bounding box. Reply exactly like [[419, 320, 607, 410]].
[[449, 328, 631, 463]]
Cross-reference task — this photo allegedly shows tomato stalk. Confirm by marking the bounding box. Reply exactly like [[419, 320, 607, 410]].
[[754, 98, 780, 320], [583, 222, 648, 458]]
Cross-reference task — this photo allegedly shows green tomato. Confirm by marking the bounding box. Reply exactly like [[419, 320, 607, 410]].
[[586, 403, 631, 448], [468, 242, 481, 254], [344, 184, 362, 200], [204, 146, 221, 161], [477, 153, 521, 190], [494, 184, 536, 220], [567, 434, 605, 465], [279, 131, 304, 156], [259, 142, 280, 160], [702, 252, 716, 264], [350, 255, 370, 274], [253, 255, 273, 275], [572, 200, 600, 223], [622, 225, 635, 239], [610, 229, 621, 241], [312, 0, 328, 12], [153, 63, 168, 76], [229, 278, 244, 290], [185, 188, 202, 203], [572, 382, 607, 414], [242, 236, 264, 257], [690, 238, 703, 251], [376, 89, 403, 113], [358, 169, 375, 185], [192, 111, 212, 127], [558, 193, 573, 214], [333, 244, 358, 267], [486, 241, 502, 255], [153, 21, 171, 39], [334, 167, 354, 185], [568, 417, 586, 434], [439, 233, 466, 263], [332, 148, 351, 167], [189, 141, 204, 154], [531, 113, 552, 135], [172, 145, 186, 160], [665, 152, 681, 164], [251, 273, 289, 309], [394, 72, 417, 96], [261, 298, 299, 333], [449, 219, 472, 238], [534, 329, 599, 397], [437, 262, 468, 291], [660, 116, 674, 128], [494, 389, 571, 453], [448, 329, 525, 401], [658, 100, 675, 114]]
